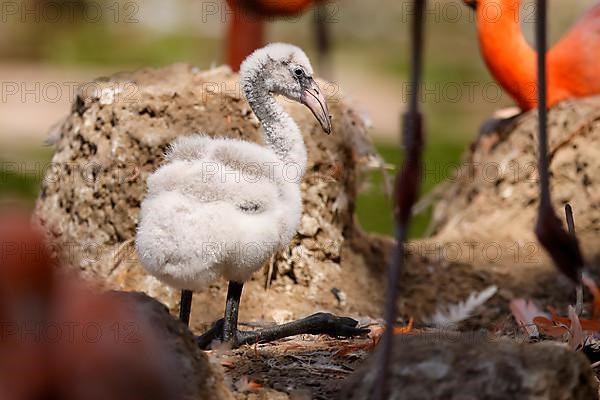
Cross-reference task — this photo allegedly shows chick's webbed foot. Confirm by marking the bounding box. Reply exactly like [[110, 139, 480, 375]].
[[236, 312, 369, 346], [196, 313, 368, 349]]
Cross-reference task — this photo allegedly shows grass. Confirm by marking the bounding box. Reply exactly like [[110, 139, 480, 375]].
[[2, 23, 220, 69], [0, 147, 53, 206], [355, 140, 466, 238], [0, 168, 42, 202], [45, 29, 220, 68]]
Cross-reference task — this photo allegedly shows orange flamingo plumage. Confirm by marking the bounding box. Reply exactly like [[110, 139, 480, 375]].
[[466, 0, 600, 110]]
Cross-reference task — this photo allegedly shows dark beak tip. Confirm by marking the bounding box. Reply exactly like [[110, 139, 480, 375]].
[[323, 116, 332, 135]]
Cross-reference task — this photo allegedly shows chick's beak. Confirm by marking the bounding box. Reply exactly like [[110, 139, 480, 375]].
[[301, 79, 332, 134]]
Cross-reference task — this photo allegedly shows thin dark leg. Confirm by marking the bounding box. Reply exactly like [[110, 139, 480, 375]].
[[374, 226, 407, 400], [533, 0, 583, 283], [373, 0, 426, 399], [179, 289, 193, 325], [314, 2, 332, 80], [197, 281, 243, 347], [223, 281, 244, 343], [196, 281, 368, 349]]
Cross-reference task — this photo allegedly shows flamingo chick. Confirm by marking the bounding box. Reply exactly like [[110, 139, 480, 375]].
[[136, 43, 367, 348]]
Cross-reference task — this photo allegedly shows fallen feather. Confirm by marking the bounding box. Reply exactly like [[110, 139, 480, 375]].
[[427, 286, 498, 325]]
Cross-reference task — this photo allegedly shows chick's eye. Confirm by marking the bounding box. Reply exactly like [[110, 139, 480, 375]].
[[294, 68, 303, 77]]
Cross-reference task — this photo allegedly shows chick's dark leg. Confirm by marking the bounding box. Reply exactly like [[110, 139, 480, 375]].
[[196, 280, 368, 349], [179, 289, 193, 325], [222, 280, 244, 343], [196, 281, 243, 348]]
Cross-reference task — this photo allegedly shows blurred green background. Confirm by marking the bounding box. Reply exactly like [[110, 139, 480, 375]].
[[0, 0, 595, 237]]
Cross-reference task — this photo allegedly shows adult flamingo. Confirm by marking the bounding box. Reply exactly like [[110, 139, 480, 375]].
[[226, 0, 330, 72], [465, 0, 600, 110]]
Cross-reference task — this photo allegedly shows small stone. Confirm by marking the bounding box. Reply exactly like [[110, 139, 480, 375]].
[[298, 215, 320, 237]]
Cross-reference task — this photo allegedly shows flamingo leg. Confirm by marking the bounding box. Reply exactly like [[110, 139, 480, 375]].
[[314, 2, 332, 80], [222, 281, 244, 343], [179, 289, 193, 325], [227, 5, 264, 71], [533, 0, 583, 284], [196, 280, 368, 349], [373, 1, 426, 399]]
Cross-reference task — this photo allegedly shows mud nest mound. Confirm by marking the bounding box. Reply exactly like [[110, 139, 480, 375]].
[[397, 96, 600, 327]]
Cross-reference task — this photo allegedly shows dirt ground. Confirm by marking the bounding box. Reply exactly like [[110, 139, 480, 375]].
[[216, 336, 373, 400]]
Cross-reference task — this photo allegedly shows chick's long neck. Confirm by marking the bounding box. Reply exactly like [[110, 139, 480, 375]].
[[242, 73, 307, 174]]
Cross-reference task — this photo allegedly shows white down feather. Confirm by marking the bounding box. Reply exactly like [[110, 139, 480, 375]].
[[136, 135, 303, 290]]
